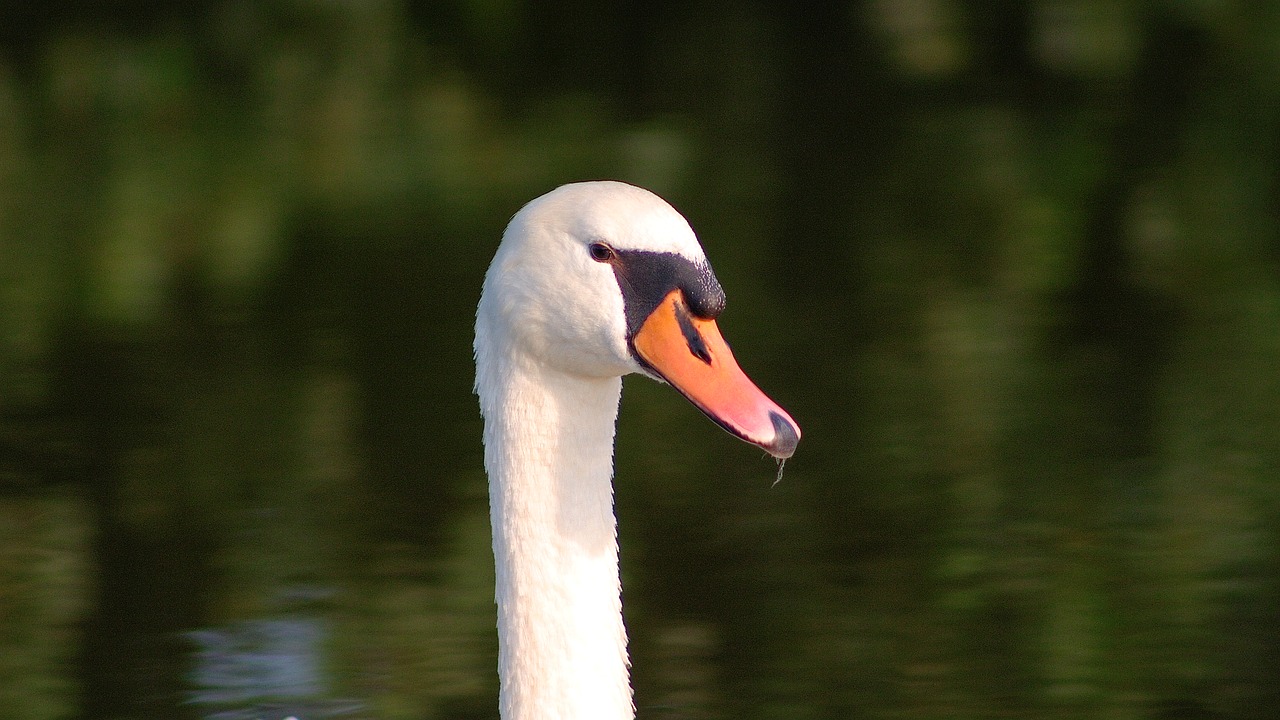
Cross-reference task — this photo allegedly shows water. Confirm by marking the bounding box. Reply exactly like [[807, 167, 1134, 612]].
[[2, 2, 1279, 719]]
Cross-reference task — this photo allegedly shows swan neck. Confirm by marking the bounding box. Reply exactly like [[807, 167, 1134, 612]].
[[478, 348, 633, 720]]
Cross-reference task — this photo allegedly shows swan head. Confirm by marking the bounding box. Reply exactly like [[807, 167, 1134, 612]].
[[477, 181, 799, 458]]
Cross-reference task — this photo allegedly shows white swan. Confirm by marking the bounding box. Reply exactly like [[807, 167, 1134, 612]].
[[474, 181, 800, 720]]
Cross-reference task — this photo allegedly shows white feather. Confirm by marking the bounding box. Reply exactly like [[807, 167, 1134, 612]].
[[475, 181, 709, 720]]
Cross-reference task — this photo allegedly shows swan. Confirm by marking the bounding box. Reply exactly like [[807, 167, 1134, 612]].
[[474, 181, 800, 720]]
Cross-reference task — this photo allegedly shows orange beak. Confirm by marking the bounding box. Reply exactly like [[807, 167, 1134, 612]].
[[631, 291, 800, 458]]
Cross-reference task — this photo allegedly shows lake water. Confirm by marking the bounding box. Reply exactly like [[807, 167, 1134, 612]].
[[2, 3, 1278, 718]]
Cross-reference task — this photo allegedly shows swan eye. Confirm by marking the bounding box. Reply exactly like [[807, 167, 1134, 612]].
[[588, 242, 615, 263]]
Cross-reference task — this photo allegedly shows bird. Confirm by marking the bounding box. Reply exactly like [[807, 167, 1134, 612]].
[[474, 181, 800, 720]]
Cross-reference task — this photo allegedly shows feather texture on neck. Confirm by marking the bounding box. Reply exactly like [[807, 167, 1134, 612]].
[[476, 331, 633, 720]]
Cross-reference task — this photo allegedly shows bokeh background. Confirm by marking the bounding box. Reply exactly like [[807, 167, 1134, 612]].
[[2, 1, 1278, 719]]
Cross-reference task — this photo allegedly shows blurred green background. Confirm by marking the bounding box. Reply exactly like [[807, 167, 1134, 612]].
[[1, 1, 1278, 719]]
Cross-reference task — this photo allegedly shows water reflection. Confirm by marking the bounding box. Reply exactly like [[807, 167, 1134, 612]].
[[186, 616, 362, 720], [1, 2, 1279, 719]]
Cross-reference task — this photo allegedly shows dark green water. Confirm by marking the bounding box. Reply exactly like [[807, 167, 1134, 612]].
[[1, 3, 1278, 719]]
